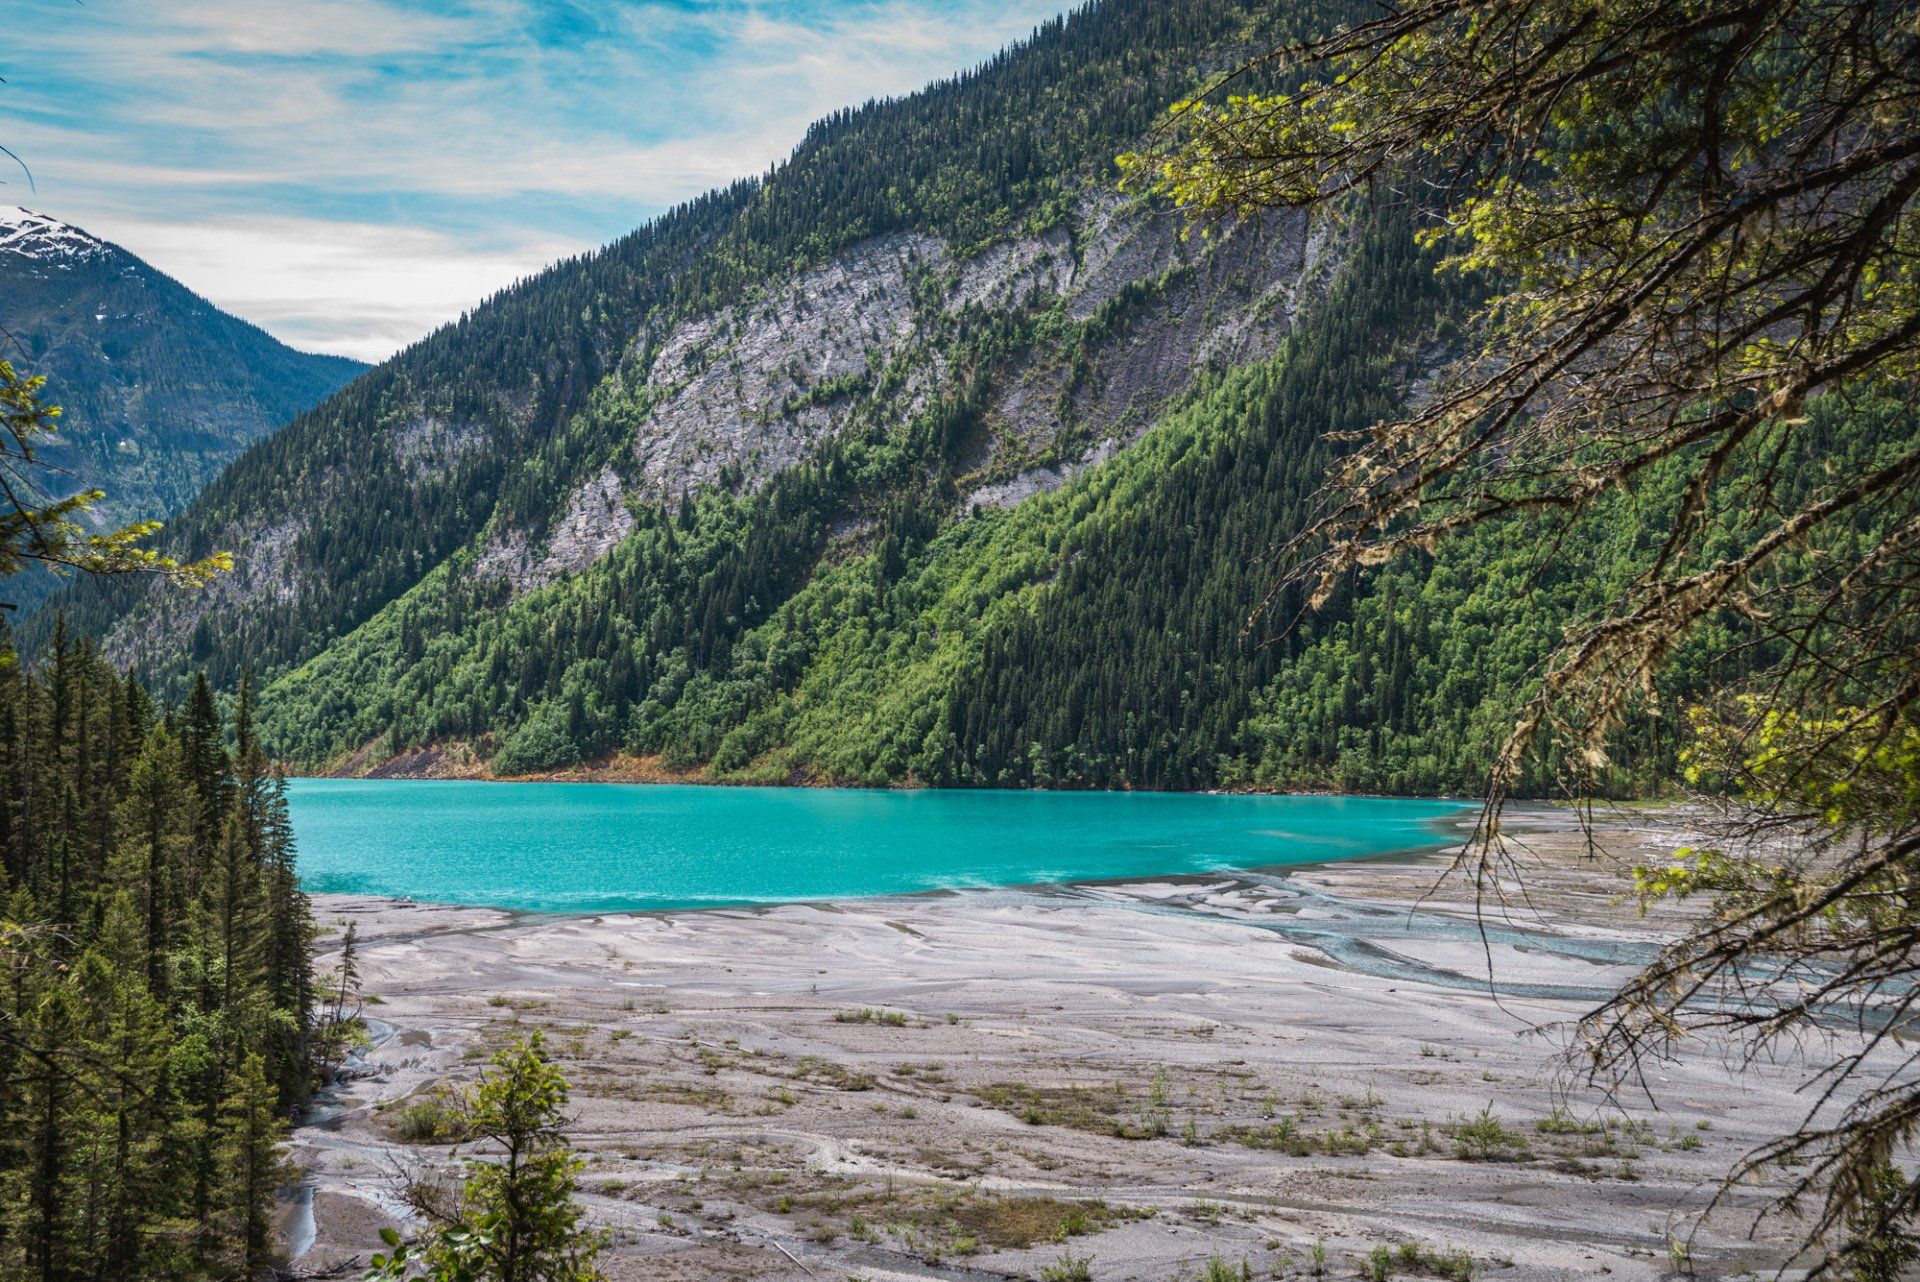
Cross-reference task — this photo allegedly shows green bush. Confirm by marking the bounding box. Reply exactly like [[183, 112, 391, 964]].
[[393, 1092, 458, 1143]]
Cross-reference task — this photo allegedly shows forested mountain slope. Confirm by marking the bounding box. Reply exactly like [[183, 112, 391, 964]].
[[0, 207, 364, 608], [44, 0, 1306, 669], [40, 0, 1800, 796]]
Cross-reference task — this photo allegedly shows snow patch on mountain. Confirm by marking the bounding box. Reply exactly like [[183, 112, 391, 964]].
[[0, 207, 110, 262]]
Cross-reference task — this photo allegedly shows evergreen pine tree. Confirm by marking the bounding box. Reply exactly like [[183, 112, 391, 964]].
[[368, 1032, 604, 1282], [211, 1051, 287, 1280]]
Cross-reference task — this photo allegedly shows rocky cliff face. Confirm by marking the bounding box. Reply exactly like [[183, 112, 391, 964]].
[[460, 190, 1315, 599]]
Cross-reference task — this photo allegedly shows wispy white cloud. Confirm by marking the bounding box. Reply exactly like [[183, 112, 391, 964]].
[[150, 0, 476, 57], [4, 0, 1069, 360]]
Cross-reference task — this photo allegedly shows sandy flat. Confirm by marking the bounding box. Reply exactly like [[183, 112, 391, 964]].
[[284, 806, 1852, 1280]]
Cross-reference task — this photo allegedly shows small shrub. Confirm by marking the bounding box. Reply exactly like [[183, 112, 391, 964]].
[[392, 1092, 458, 1143], [1139, 1067, 1173, 1138], [1039, 1247, 1094, 1281], [1451, 1105, 1525, 1161]]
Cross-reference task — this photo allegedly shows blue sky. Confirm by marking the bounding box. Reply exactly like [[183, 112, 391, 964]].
[[2, 0, 1069, 361]]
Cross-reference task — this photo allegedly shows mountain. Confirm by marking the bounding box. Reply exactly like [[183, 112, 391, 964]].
[[0, 206, 366, 604], [36, 0, 1707, 795]]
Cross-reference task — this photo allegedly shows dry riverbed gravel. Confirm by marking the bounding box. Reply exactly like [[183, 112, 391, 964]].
[[282, 805, 1848, 1280]]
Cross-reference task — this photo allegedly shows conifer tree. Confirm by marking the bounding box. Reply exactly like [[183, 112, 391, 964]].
[[368, 1033, 604, 1282], [65, 941, 176, 1281], [212, 1051, 288, 1279], [202, 808, 268, 1017], [113, 726, 191, 996], [178, 673, 229, 868]]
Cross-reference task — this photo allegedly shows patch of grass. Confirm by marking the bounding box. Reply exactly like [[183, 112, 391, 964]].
[[1364, 1241, 1478, 1281], [789, 1055, 874, 1091], [834, 1007, 908, 1026], [976, 1080, 1159, 1139], [919, 1191, 1111, 1249], [952, 1194, 1117, 1248], [1535, 1107, 1605, 1136], [1226, 1114, 1387, 1157], [759, 1181, 1126, 1256], [571, 1066, 736, 1113]]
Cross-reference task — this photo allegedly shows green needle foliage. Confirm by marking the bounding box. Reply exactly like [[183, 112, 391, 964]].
[[1135, 0, 1920, 1269]]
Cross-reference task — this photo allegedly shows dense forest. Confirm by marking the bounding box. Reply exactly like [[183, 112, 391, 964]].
[[0, 621, 315, 1279], [38, 0, 1548, 795], [252, 205, 1449, 789]]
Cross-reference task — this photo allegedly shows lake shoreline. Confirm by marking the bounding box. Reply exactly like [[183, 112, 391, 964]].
[[285, 802, 1847, 1281], [307, 741, 1553, 804]]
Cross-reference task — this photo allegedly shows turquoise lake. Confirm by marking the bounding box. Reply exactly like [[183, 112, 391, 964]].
[[285, 780, 1469, 914]]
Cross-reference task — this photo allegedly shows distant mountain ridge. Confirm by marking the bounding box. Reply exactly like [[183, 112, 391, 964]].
[[0, 205, 365, 605]]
